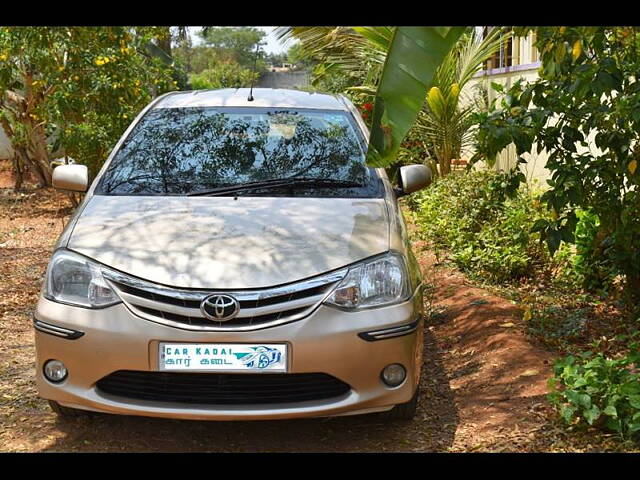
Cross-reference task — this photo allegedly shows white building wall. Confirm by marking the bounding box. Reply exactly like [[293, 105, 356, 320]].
[[0, 126, 13, 160]]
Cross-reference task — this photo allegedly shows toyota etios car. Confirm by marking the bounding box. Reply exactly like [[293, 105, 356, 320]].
[[34, 88, 432, 421]]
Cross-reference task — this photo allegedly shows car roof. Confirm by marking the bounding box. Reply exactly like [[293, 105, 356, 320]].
[[154, 88, 349, 111]]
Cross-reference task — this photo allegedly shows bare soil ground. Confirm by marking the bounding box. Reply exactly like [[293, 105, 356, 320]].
[[0, 162, 633, 452]]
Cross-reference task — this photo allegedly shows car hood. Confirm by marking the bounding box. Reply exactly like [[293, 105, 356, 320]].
[[67, 195, 390, 289]]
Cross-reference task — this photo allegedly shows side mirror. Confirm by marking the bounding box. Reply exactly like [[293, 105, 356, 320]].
[[398, 164, 432, 196], [52, 164, 88, 192]]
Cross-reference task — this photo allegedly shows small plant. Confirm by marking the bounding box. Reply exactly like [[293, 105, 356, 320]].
[[529, 306, 590, 346], [548, 336, 640, 439], [573, 209, 619, 297]]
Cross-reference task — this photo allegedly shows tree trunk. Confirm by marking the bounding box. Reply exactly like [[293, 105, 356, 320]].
[[156, 27, 172, 58], [12, 153, 23, 191], [16, 146, 48, 188], [27, 123, 53, 186], [439, 158, 452, 176], [436, 137, 453, 177], [3, 84, 53, 188], [24, 74, 53, 187], [67, 192, 80, 208]]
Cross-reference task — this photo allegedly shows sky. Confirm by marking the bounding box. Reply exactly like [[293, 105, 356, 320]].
[[187, 26, 293, 54]]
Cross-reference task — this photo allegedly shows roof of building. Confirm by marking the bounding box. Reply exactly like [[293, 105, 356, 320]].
[[154, 88, 348, 111]]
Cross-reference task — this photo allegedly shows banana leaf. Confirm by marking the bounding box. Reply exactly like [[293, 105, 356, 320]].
[[366, 26, 467, 167]]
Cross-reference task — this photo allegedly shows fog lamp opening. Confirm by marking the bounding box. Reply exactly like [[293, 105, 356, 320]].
[[381, 363, 406, 387], [44, 360, 68, 383]]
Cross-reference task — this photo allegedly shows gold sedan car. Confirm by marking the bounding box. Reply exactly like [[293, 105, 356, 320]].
[[34, 88, 431, 421]]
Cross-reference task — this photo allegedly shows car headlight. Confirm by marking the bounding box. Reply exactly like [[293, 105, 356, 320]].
[[44, 250, 120, 308], [324, 252, 411, 310]]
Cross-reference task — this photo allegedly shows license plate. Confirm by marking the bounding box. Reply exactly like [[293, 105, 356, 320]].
[[159, 343, 288, 372]]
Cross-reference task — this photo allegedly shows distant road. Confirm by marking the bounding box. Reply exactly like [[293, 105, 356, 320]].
[[257, 71, 310, 89]]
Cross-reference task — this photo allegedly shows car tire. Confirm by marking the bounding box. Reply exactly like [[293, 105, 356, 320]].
[[48, 400, 85, 418], [379, 388, 419, 421]]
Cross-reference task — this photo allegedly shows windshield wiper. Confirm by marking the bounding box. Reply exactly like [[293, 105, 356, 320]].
[[187, 177, 363, 197]]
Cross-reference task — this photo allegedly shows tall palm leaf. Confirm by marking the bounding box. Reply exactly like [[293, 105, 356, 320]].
[[274, 27, 388, 87], [418, 27, 508, 175]]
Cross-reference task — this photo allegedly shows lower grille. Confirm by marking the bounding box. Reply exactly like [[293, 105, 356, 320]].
[[96, 370, 351, 405]]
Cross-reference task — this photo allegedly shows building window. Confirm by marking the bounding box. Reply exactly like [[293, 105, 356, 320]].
[[477, 27, 541, 74], [483, 27, 514, 70]]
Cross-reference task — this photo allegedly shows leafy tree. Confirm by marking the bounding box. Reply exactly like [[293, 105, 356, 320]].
[[275, 27, 389, 93], [473, 26, 640, 302], [0, 27, 178, 188], [174, 28, 266, 88], [286, 43, 313, 69], [146, 26, 190, 89], [152, 26, 188, 59], [198, 27, 265, 68], [365, 27, 466, 167], [174, 45, 223, 74]]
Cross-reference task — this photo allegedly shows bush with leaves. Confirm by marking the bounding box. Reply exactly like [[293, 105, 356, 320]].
[[548, 336, 640, 438], [188, 63, 258, 90], [411, 169, 558, 283], [473, 26, 640, 304], [573, 209, 620, 296], [197, 27, 265, 69]]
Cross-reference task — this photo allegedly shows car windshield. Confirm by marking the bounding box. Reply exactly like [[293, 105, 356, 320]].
[[95, 107, 382, 197]]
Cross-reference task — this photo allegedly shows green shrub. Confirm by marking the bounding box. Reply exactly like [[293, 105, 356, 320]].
[[573, 209, 619, 296], [412, 170, 552, 283], [548, 339, 640, 438], [189, 62, 258, 90]]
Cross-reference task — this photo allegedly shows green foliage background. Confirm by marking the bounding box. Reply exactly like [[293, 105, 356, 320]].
[[188, 63, 258, 90], [0, 27, 178, 180]]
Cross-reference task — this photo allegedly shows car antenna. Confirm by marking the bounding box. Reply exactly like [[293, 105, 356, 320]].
[[247, 43, 260, 102]]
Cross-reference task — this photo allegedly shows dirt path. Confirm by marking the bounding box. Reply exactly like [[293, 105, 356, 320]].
[[0, 178, 564, 452], [414, 241, 557, 451]]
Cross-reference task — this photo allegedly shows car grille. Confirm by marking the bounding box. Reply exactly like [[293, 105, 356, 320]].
[[96, 370, 351, 405], [103, 268, 346, 331]]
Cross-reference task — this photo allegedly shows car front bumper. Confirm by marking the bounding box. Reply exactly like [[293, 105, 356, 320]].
[[34, 292, 423, 421]]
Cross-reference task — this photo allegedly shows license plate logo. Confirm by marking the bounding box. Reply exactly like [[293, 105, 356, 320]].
[[159, 343, 287, 372], [237, 346, 282, 369]]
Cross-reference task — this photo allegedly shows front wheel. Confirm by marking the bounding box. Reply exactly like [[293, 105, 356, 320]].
[[379, 388, 419, 421]]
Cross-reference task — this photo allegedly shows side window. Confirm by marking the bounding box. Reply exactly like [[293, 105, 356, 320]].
[[480, 28, 540, 70]]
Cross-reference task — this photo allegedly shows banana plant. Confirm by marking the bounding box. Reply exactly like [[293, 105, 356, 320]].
[[366, 27, 466, 167]]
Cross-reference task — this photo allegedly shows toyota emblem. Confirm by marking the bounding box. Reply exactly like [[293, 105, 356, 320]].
[[200, 294, 240, 322]]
